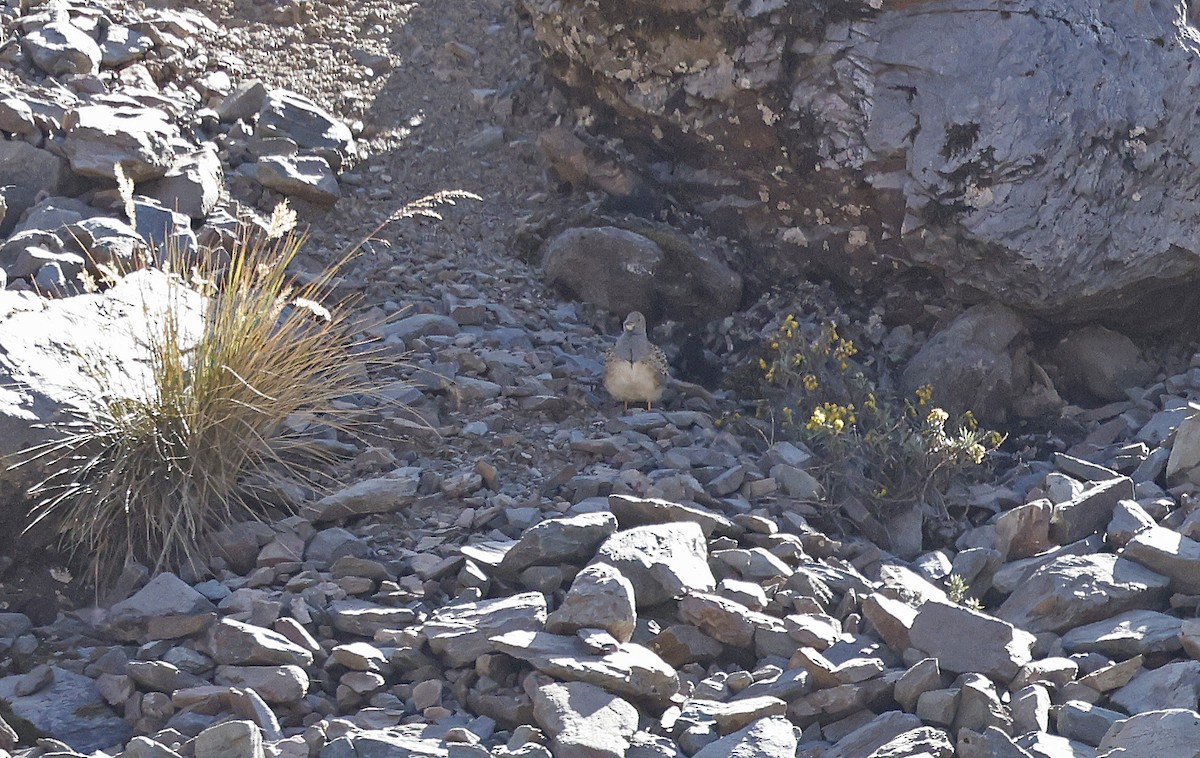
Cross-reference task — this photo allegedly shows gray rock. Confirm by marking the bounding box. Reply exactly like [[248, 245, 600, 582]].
[[993, 499, 1052, 561], [955, 727, 1034, 758], [607, 494, 742, 539], [304, 526, 369, 565], [865, 726, 953, 758], [678, 592, 784, 648], [0, 142, 75, 236], [321, 727, 450, 757], [62, 104, 183, 181], [1052, 326, 1152, 402], [0, 666, 131, 753], [1011, 685, 1050, 735], [545, 562, 637, 642], [126, 660, 206, 692], [894, 658, 943, 713], [303, 468, 421, 522], [899, 304, 1056, 422], [1123, 525, 1200, 593], [1167, 411, 1200, 486], [543, 226, 741, 321], [593, 522, 716, 607], [144, 146, 223, 219], [1110, 661, 1200, 715], [0, 271, 204, 489], [99, 24, 154, 67], [194, 720, 264, 758], [498, 512, 619, 574], [690, 716, 796, 758], [531, 680, 638, 758], [908, 599, 1035, 681], [826, 711, 923, 758], [256, 89, 355, 170], [426, 592, 548, 667], [1098, 709, 1200, 757], [25, 20, 101, 76], [995, 554, 1169, 633], [254, 155, 341, 206], [121, 736, 184, 758], [491, 630, 678, 704], [213, 665, 309, 704], [329, 599, 417, 637], [108, 571, 216, 630], [543, 227, 661, 318], [1049, 476, 1134, 545], [1060, 609, 1182, 658], [953, 674, 1012, 736], [216, 80, 268, 122], [1056, 700, 1124, 747], [206, 618, 315, 667]]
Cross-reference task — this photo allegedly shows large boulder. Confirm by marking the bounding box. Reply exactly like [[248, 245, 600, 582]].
[[525, 0, 1200, 324], [0, 270, 204, 492]]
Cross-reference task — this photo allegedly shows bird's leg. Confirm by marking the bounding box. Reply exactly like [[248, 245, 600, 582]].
[[623, 401, 629, 413], [646, 402, 653, 411]]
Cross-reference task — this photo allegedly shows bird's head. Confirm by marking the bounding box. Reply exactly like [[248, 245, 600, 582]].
[[623, 311, 647, 333]]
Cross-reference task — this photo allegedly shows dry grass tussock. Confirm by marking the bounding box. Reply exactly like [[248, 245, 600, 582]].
[[14, 189, 479, 589]]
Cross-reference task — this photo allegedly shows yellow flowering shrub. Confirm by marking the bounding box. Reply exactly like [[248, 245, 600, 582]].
[[743, 316, 1003, 519]]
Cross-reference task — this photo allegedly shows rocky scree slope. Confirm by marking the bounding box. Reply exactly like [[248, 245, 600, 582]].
[[5, 0, 1200, 757]]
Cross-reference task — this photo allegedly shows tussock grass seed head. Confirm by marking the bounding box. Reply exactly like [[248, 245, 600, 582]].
[[15, 192, 475, 589]]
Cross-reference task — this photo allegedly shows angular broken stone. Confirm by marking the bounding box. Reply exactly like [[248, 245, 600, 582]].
[[678, 592, 784, 648], [866, 726, 954, 758], [545, 562, 637, 642], [593, 522, 716, 607], [254, 155, 341, 206], [62, 104, 183, 181], [1098, 708, 1200, 757], [256, 88, 355, 170], [826, 710, 923, 758], [302, 468, 421, 522], [329, 599, 417, 637], [1123, 525, 1200, 593], [206, 618, 314, 667], [498, 511, 619, 574], [1060, 609, 1183, 658], [690, 716, 796, 758], [491, 630, 678, 704], [25, 20, 102, 76], [1110, 661, 1200, 715], [0, 667, 131, 753], [908, 599, 1035, 681], [425, 592, 548, 667], [1048, 476, 1133, 544], [213, 665, 309, 704], [107, 572, 216, 635], [531, 679, 638, 758], [607, 494, 743, 539], [995, 553, 1169, 633]]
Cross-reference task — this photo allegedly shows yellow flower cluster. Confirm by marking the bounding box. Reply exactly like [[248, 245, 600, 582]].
[[806, 402, 856, 433], [915, 384, 934, 405]]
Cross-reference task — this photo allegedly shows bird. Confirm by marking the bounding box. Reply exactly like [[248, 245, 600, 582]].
[[603, 311, 669, 412]]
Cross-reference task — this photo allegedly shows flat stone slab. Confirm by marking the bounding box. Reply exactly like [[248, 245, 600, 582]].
[[996, 554, 1169, 633], [1060, 610, 1183, 658], [908, 599, 1035, 681], [0, 666, 131, 753], [491, 630, 678, 705], [1123, 525, 1200, 593]]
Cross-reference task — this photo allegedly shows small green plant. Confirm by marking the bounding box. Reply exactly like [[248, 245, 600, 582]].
[[15, 191, 477, 588], [946, 573, 984, 611], [745, 314, 1003, 521]]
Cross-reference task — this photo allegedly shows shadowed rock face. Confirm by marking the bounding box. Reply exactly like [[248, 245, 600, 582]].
[[525, 0, 1200, 325]]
